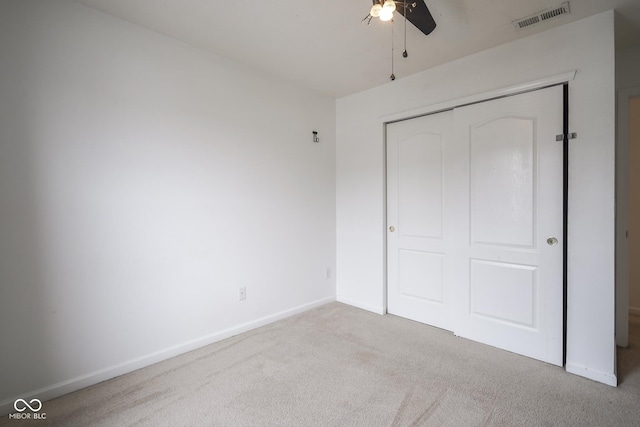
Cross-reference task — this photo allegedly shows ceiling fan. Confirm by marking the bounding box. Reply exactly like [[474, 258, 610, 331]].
[[363, 1, 436, 80], [364, 0, 436, 36]]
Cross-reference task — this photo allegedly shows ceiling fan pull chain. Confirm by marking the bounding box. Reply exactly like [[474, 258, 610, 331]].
[[390, 18, 395, 81], [403, 2, 408, 58]]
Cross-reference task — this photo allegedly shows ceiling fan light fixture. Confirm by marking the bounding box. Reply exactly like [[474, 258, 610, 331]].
[[383, 0, 397, 13], [379, 7, 394, 21], [370, 3, 382, 17]]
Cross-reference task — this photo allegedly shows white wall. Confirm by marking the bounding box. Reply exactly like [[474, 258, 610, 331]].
[[336, 12, 616, 385], [616, 45, 640, 91], [629, 98, 640, 312], [617, 44, 640, 313], [615, 44, 640, 344], [0, 0, 336, 412]]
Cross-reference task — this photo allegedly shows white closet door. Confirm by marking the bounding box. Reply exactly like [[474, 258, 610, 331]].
[[386, 85, 564, 366], [386, 111, 455, 331], [453, 86, 564, 366]]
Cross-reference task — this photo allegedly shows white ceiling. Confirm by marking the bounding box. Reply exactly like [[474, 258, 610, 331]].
[[74, 0, 640, 98]]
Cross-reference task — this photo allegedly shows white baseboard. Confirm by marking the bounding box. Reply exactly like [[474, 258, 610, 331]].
[[336, 295, 385, 315], [0, 296, 335, 417], [566, 362, 618, 387], [629, 306, 640, 315]]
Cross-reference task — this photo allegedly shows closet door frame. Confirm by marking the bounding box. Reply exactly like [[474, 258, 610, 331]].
[[382, 71, 576, 366]]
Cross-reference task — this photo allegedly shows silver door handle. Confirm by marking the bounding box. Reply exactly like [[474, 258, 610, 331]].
[[547, 237, 558, 246], [389, 226, 395, 232]]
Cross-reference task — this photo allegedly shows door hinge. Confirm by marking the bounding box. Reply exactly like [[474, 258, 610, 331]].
[[556, 132, 577, 141]]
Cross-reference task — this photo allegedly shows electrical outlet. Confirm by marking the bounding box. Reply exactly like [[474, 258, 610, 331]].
[[239, 286, 246, 301]]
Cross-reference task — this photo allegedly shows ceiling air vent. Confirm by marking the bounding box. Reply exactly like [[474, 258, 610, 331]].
[[513, 2, 570, 30]]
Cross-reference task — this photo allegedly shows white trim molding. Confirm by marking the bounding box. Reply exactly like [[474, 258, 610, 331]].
[[566, 362, 618, 387], [381, 71, 577, 124], [336, 296, 385, 315]]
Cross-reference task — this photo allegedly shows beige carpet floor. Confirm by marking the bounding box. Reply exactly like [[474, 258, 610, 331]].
[[2, 303, 639, 426]]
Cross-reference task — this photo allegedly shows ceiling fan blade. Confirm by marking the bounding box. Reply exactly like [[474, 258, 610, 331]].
[[397, 0, 436, 36]]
